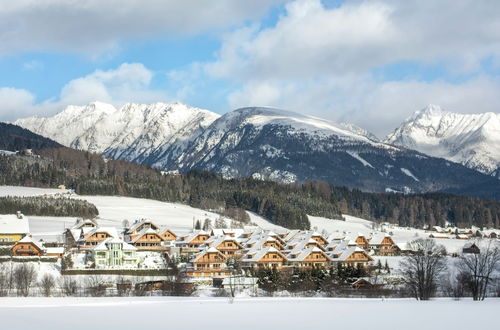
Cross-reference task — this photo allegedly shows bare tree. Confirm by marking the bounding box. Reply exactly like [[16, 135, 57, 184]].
[[60, 276, 78, 296], [400, 239, 447, 300], [39, 274, 56, 297], [0, 265, 12, 296], [13, 264, 37, 297], [85, 275, 107, 297], [457, 241, 500, 300]]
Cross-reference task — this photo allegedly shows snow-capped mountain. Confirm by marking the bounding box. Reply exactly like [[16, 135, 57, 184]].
[[386, 105, 500, 178], [15, 101, 220, 164], [15, 103, 499, 198], [165, 106, 498, 195]]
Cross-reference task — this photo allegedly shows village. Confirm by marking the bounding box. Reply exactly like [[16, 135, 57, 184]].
[[1, 210, 498, 297]]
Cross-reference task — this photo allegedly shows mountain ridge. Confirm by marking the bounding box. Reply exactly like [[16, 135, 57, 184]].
[[14, 102, 500, 199], [385, 104, 500, 178]]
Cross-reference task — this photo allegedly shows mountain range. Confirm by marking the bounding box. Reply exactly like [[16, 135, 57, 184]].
[[386, 105, 500, 178], [14, 102, 500, 199]]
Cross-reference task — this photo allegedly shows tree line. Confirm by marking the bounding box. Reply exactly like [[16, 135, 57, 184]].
[[0, 196, 98, 218], [0, 146, 499, 230]]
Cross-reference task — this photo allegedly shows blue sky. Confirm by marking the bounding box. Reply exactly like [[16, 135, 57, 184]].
[[1, 0, 499, 136]]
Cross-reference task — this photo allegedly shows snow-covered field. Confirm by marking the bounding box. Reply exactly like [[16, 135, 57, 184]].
[[0, 185, 70, 197], [79, 195, 231, 233], [0, 297, 496, 329]]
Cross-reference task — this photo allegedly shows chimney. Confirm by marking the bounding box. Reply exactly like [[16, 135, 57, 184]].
[[16, 211, 23, 219]]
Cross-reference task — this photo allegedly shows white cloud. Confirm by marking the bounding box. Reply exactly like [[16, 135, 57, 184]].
[[227, 75, 500, 137], [0, 0, 282, 56], [0, 88, 38, 121], [0, 63, 170, 121], [204, 0, 500, 136], [208, 0, 500, 80]]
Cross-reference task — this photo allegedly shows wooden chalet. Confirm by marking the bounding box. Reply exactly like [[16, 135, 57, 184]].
[[78, 227, 118, 249], [206, 236, 243, 258], [186, 247, 231, 277], [369, 234, 398, 256], [287, 246, 331, 268], [128, 228, 164, 250], [330, 246, 373, 267], [159, 228, 177, 242], [10, 236, 44, 256], [353, 233, 370, 249], [242, 246, 288, 269], [127, 219, 160, 239], [177, 230, 210, 254], [310, 232, 329, 246]]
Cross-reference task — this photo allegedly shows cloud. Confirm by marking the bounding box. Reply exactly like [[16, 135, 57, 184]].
[[203, 0, 500, 136], [0, 0, 282, 56], [0, 87, 38, 121], [0, 63, 169, 121], [207, 0, 500, 80], [227, 75, 500, 137]]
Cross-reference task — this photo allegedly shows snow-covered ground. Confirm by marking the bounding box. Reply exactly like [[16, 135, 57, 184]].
[[79, 195, 231, 233], [0, 185, 70, 197], [0, 297, 496, 329], [246, 211, 287, 231]]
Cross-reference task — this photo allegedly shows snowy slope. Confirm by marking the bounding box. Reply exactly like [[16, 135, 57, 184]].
[[386, 105, 500, 177], [15, 101, 220, 165]]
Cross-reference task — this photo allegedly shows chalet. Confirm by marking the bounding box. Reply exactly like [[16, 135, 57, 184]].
[[10, 236, 44, 256], [310, 232, 329, 246], [186, 247, 231, 277], [89, 237, 139, 268], [205, 236, 243, 258], [330, 246, 373, 267], [0, 213, 29, 243], [178, 230, 210, 248], [64, 219, 98, 247], [77, 227, 119, 249], [159, 228, 178, 242], [127, 219, 160, 238], [286, 246, 331, 268], [462, 242, 480, 254], [241, 246, 288, 269], [369, 234, 398, 256], [128, 228, 164, 250], [455, 234, 469, 240], [349, 233, 370, 249]]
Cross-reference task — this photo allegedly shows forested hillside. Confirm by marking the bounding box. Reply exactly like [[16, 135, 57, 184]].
[[0, 122, 62, 151], [1, 147, 499, 229]]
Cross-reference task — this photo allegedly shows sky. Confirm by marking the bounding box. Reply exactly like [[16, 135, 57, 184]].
[[1, 0, 499, 137]]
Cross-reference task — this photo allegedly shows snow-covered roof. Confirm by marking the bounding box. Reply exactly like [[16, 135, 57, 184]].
[[190, 247, 226, 263], [129, 227, 162, 243], [94, 237, 137, 251], [15, 235, 45, 251], [0, 214, 29, 234], [287, 246, 330, 262], [242, 246, 287, 263], [81, 226, 119, 241]]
